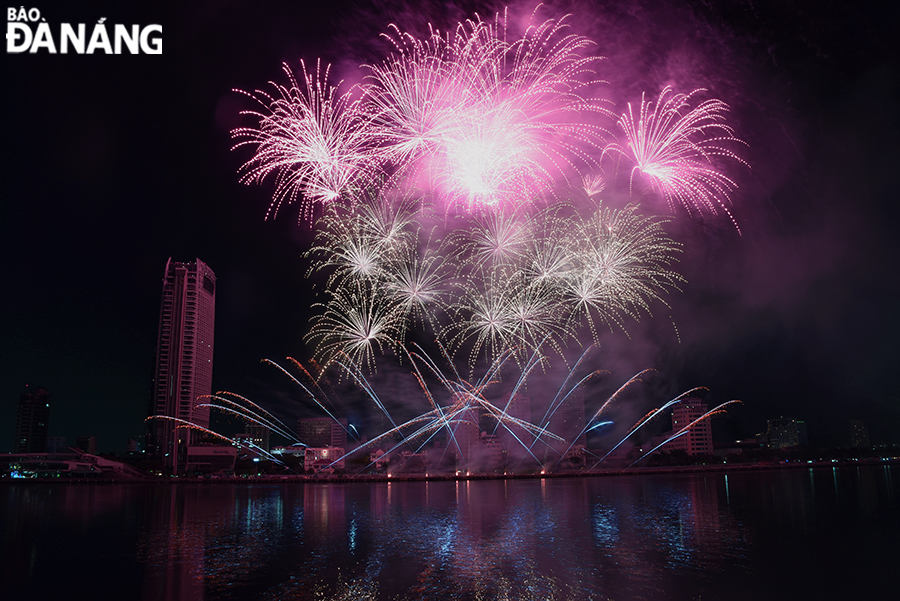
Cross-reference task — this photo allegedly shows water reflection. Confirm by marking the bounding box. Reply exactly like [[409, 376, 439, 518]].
[[130, 476, 758, 599], [2, 465, 898, 600]]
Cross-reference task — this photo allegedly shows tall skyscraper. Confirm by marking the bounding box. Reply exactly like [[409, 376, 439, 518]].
[[671, 397, 713, 456], [849, 419, 870, 448], [14, 386, 50, 453], [497, 393, 533, 450], [446, 394, 480, 469], [149, 258, 216, 471], [548, 389, 586, 456]]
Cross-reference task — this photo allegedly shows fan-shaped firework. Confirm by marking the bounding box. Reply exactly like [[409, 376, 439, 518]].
[[163, 349, 739, 476], [604, 86, 748, 229], [232, 60, 376, 221]]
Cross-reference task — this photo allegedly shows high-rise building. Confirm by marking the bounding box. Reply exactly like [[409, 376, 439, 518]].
[[670, 397, 713, 456], [548, 389, 586, 456], [148, 258, 216, 471], [497, 393, 533, 451], [766, 417, 806, 449], [13, 386, 51, 453], [849, 419, 871, 448], [76, 435, 98, 455], [446, 394, 480, 469], [298, 417, 347, 449], [46, 436, 67, 453]]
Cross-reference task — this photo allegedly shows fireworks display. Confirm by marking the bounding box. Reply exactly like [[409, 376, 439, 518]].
[[302, 197, 683, 370], [604, 87, 748, 231], [233, 9, 745, 221], [224, 5, 749, 472]]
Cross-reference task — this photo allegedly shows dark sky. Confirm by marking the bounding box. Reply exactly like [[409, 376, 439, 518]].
[[2, 0, 898, 452]]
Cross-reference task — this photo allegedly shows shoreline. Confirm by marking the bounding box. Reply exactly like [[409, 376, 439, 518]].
[[3, 457, 897, 485]]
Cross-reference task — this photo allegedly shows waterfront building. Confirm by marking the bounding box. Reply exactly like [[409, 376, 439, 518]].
[[76, 435, 97, 454], [1, 449, 145, 479], [548, 388, 586, 456], [271, 445, 306, 458], [446, 393, 481, 470], [148, 258, 216, 472], [496, 393, 533, 451], [247, 422, 271, 453], [46, 436, 67, 453], [304, 447, 345, 472], [670, 397, 713, 456], [13, 386, 51, 453], [849, 419, 871, 448], [236, 422, 271, 457], [298, 417, 348, 449], [183, 446, 236, 475], [766, 417, 807, 449]]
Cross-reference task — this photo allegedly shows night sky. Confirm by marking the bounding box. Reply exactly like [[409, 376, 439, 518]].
[[2, 0, 898, 453]]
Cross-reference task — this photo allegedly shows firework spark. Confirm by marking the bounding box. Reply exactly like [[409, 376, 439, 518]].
[[234, 10, 615, 218], [561, 202, 685, 340], [232, 60, 377, 221], [176, 349, 737, 476], [305, 278, 405, 372], [304, 191, 681, 370], [604, 87, 747, 229], [224, 7, 748, 475]]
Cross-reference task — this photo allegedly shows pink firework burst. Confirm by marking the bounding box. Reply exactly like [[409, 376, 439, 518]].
[[232, 60, 377, 222], [605, 87, 748, 230], [363, 9, 611, 213]]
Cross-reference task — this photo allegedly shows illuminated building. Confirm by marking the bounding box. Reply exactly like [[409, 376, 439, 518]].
[[497, 393, 533, 451], [304, 447, 345, 472], [548, 389, 586, 455], [849, 419, 870, 448], [671, 397, 713, 456], [1, 449, 146, 479], [148, 258, 216, 472], [766, 417, 807, 449], [13, 386, 50, 453], [236, 422, 271, 456], [298, 417, 347, 448]]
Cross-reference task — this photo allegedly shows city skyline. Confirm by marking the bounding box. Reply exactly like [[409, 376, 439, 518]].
[[2, 0, 898, 453], [148, 257, 216, 470]]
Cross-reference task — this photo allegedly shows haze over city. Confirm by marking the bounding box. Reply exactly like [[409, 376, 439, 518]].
[[3, 0, 898, 454]]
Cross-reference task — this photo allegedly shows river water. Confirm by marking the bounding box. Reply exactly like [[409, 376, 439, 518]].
[[2, 465, 898, 600]]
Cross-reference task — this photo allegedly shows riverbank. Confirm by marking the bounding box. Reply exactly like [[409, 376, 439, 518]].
[[3, 456, 897, 484]]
